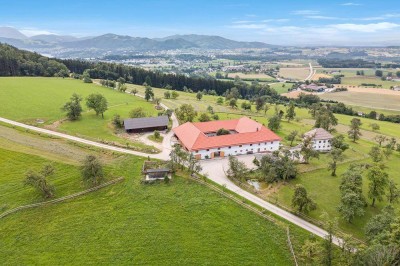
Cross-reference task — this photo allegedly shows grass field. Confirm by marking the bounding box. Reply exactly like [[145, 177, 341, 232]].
[[0, 124, 309, 265], [0, 77, 160, 153], [269, 83, 291, 94]]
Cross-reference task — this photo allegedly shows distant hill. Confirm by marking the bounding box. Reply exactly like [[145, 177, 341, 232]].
[[30, 34, 79, 43], [158, 34, 272, 49], [0, 26, 27, 39], [0, 27, 274, 57]]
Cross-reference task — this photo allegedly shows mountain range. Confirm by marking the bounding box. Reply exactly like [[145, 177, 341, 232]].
[[0, 26, 273, 57]]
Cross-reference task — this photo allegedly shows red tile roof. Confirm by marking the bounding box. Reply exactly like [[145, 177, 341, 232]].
[[173, 117, 281, 151]]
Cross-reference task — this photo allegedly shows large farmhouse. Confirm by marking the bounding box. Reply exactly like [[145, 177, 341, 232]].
[[304, 128, 333, 152], [173, 117, 281, 159]]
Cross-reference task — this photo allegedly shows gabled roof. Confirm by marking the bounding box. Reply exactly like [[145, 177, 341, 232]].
[[124, 116, 169, 130], [173, 117, 281, 151], [304, 128, 333, 140]]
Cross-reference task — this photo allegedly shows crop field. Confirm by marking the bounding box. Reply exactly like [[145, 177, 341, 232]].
[[0, 125, 308, 265], [320, 87, 400, 112], [0, 77, 159, 152], [278, 67, 309, 80]]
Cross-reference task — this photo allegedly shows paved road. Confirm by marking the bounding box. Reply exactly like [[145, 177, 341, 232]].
[[200, 156, 343, 246]]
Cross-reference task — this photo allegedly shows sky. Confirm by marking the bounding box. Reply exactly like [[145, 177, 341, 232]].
[[1, 0, 400, 46]]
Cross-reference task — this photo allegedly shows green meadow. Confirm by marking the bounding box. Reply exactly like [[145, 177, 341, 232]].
[[0, 124, 307, 265], [0, 77, 159, 152]]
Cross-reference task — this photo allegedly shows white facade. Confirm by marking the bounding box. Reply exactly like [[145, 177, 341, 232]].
[[192, 141, 280, 159], [312, 138, 332, 152]]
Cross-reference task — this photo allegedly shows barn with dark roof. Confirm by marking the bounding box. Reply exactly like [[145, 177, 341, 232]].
[[123, 116, 169, 133]]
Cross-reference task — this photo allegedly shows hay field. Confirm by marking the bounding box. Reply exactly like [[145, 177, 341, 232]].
[[320, 87, 400, 111], [278, 68, 309, 80]]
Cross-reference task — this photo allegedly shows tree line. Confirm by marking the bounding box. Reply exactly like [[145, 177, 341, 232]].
[[0, 43, 68, 77]]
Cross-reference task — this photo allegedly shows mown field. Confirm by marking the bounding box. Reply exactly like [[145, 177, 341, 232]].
[[0, 77, 159, 152], [278, 67, 310, 80], [0, 124, 310, 265], [131, 84, 400, 239], [320, 90, 400, 113]]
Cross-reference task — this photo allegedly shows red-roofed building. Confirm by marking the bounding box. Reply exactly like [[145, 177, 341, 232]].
[[173, 117, 281, 159]]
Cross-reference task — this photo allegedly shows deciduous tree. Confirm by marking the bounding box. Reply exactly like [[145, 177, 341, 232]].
[[86, 93, 108, 118], [62, 93, 83, 121], [292, 184, 316, 213], [367, 164, 389, 207], [348, 118, 362, 142]]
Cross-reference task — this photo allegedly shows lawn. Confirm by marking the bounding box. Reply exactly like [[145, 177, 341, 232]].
[[0, 125, 309, 265], [0, 77, 159, 153]]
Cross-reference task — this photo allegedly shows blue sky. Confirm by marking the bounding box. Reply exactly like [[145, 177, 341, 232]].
[[1, 0, 400, 45]]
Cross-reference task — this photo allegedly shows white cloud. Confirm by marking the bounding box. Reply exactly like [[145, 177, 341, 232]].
[[330, 22, 400, 32], [358, 13, 400, 21], [261, 19, 290, 23], [232, 20, 256, 24], [305, 15, 339, 20], [230, 23, 267, 29], [291, 10, 320, 15], [341, 2, 362, 6], [20, 28, 56, 36]]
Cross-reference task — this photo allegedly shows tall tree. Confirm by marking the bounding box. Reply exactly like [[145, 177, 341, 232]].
[[338, 164, 366, 222], [314, 106, 338, 131], [268, 115, 281, 132], [144, 85, 154, 101], [327, 148, 344, 176], [61, 93, 83, 121], [285, 101, 296, 122], [86, 93, 108, 118], [367, 165, 389, 207], [175, 104, 197, 122], [348, 118, 362, 142], [292, 184, 316, 213]]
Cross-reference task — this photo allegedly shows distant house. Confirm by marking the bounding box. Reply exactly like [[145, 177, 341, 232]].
[[299, 83, 327, 92], [124, 116, 169, 133], [304, 128, 333, 152], [173, 117, 281, 160]]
